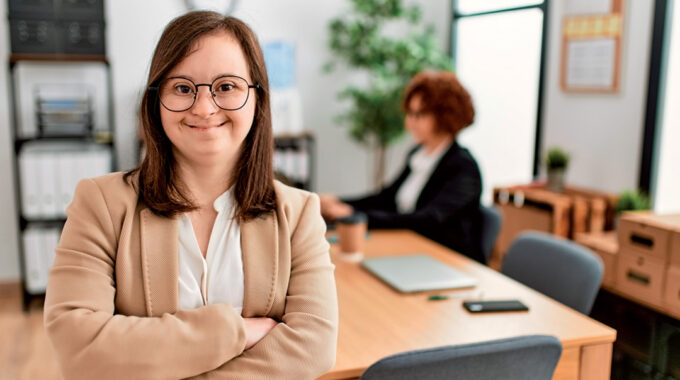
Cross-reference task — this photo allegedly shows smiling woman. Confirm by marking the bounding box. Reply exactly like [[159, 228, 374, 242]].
[[43, 11, 338, 380]]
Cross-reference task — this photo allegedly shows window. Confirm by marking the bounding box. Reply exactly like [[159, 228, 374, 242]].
[[451, 1, 548, 203]]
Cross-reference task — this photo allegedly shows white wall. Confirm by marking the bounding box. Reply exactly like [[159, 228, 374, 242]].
[[652, 0, 680, 214], [541, 0, 655, 193], [0, 0, 21, 281]]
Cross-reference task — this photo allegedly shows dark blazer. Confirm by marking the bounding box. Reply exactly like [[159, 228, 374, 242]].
[[343, 142, 484, 263]]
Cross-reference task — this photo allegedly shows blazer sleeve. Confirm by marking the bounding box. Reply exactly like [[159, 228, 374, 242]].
[[363, 157, 482, 229], [341, 170, 406, 212], [44, 179, 248, 380], [188, 193, 339, 380], [342, 146, 417, 212]]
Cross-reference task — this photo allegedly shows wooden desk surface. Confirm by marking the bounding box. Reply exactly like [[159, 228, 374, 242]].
[[322, 230, 616, 380]]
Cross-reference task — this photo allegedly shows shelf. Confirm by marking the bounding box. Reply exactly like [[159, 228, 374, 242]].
[[20, 217, 66, 228], [14, 134, 114, 151], [273, 131, 314, 140], [10, 53, 108, 64]]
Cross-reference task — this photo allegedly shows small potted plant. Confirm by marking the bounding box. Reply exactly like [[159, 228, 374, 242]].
[[546, 147, 570, 191], [615, 190, 651, 229], [616, 190, 651, 214]]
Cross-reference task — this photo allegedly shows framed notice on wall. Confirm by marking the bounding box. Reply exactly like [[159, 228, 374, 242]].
[[560, 0, 624, 93]]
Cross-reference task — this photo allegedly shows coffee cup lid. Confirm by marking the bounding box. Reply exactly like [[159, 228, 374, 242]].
[[336, 211, 368, 224]]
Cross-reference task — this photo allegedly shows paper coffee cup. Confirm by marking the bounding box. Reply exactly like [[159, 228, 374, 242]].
[[335, 212, 367, 255]]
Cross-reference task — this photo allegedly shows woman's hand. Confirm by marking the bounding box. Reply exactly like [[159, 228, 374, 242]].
[[326, 202, 353, 221], [319, 194, 353, 221], [319, 194, 338, 216], [243, 317, 278, 350]]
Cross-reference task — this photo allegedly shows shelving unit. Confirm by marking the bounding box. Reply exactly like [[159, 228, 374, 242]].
[[273, 131, 315, 191], [6, 0, 113, 310]]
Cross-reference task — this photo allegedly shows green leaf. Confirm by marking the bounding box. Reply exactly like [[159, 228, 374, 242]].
[[325, 0, 453, 174]]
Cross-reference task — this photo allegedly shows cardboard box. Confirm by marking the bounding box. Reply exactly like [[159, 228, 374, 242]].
[[670, 231, 680, 267], [618, 212, 680, 262], [615, 251, 666, 307], [595, 247, 617, 288], [663, 266, 680, 316], [575, 232, 618, 288]]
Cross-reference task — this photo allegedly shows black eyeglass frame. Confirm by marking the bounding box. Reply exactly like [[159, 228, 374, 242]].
[[149, 75, 260, 112]]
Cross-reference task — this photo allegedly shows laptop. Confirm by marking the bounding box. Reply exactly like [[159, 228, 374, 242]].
[[361, 254, 477, 293]]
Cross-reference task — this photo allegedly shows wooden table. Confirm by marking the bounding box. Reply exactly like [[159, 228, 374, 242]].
[[320, 230, 617, 380]]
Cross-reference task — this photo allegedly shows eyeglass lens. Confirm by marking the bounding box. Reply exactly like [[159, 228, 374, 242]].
[[159, 76, 251, 111]]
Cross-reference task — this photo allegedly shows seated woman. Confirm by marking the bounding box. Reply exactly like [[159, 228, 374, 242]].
[[321, 71, 484, 263], [44, 11, 337, 379]]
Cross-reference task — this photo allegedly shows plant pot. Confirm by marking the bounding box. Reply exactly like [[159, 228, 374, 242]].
[[547, 168, 566, 192]]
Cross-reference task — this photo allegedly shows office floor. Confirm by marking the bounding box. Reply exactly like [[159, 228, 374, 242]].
[[0, 283, 60, 380]]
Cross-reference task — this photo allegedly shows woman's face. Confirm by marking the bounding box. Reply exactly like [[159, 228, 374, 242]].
[[404, 94, 439, 146], [160, 31, 256, 165]]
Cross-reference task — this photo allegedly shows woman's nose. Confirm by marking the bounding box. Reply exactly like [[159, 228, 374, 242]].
[[190, 86, 218, 117]]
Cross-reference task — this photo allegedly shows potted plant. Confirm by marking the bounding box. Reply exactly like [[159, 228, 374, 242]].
[[615, 189, 651, 229], [545, 147, 570, 191], [325, 0, 451, 189], [616, 190, 651, 214]]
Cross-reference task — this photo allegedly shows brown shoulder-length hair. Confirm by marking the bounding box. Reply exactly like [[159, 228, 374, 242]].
[[401, 71, 475, 137], [125, 11, 276, 221]]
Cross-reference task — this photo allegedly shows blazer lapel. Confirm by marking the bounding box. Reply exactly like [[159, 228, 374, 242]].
[[416, 143, 458, 208], [240, 212, 278, 317], [139, 208, 179, 317]]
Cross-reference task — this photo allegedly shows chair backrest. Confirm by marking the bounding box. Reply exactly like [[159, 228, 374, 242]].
[[501, 231, 604, 314], [480, 205, 502, 263], [360, 335, 562, 380]]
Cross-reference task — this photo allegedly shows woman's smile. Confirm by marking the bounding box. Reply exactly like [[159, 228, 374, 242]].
[[185, 120, 228, 129]]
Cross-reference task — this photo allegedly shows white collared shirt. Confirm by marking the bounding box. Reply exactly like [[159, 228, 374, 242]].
[[177, 188, 244, 313], [395, 142, 451, 214]]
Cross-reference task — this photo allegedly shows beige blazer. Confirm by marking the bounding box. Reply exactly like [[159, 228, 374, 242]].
[[44, 173, 338, 380]]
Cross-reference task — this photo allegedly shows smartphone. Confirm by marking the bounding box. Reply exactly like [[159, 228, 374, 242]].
[[462, 300, 529, 313]]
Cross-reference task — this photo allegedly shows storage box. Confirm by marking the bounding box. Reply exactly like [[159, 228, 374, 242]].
[[575, 232, 618, 288], [61, 20, 106, 55], [664, 266, 680, 317], [10, 19, 59, 54], [8, 0, 56, 20], [618, 212, 680, 262], [670, 231, 680, 267], [9, 0, 104, 20], [615, 251, 666, 307], [491, 186, 571, 268], [595, 247, 617, 288], [58, 0, 104, 20]]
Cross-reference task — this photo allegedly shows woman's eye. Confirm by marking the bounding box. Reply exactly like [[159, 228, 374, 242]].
[[176, 85, 193, 94], [216, 83, 235, 92]]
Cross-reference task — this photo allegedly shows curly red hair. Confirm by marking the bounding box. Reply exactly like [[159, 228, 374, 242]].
[[402, 71, 475, 136]]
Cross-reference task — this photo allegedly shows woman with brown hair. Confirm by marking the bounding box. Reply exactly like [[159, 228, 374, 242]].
[[44, 11, 337, 379], [321, 71, 484, 263]]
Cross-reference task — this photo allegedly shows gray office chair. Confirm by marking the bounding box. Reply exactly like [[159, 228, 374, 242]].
[[480, 205, 502, 263], [501, 231, 604, 315], [360, 335, 562, 380]]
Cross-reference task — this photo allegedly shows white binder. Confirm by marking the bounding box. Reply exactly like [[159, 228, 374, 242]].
[[43, 228, 60, 276], [19, 152, 42, 218], [23, 228, 46, 294], [57, 152, 77, 217], [39, 151, 60, 218]]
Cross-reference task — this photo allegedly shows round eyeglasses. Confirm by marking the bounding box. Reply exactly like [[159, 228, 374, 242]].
[[150, 75, 260, 112]]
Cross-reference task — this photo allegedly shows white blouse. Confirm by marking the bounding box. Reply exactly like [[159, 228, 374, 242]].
[[177, 188, 244, 313], [395, 141, 452, 214]]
